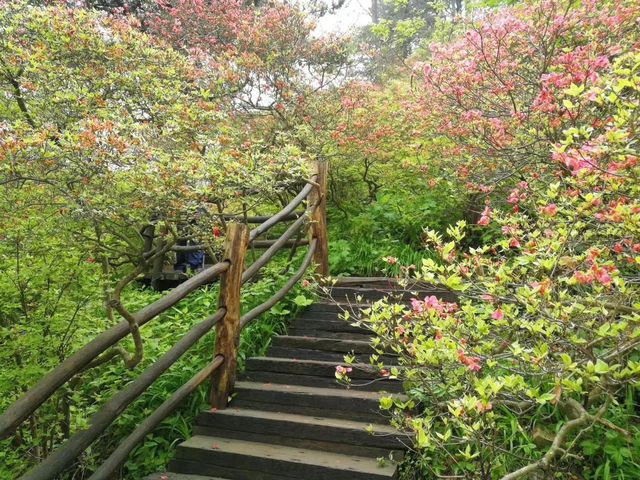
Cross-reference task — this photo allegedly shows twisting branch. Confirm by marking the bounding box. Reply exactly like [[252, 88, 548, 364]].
[[86, 230, 177, 371], [500, 398, 609, 480]]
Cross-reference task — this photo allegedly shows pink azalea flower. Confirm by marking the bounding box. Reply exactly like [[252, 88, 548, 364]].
[[491, 309, 504, 320], [383, 256, 398, 265], [541, 203, 558, 216], [411, 298, 424, 313], [574, 271, 593, 284], [425, 295, 441, 309]]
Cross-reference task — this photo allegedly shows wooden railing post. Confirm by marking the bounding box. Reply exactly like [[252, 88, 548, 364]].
[[209, 223, 249, 409], [150, 223, 167, 291], [308, 160, 329, 277]]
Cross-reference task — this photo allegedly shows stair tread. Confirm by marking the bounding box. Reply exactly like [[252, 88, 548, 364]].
[[146, 474, 228, 480], [179, 435, 398, 476], [234, 381, 403, 400], [246, 356, 396, 376], [273, 335, 375, 352], [201, 407, 398, 434]]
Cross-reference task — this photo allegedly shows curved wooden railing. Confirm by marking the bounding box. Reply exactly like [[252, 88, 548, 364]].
[[0, 161, 329, 480]]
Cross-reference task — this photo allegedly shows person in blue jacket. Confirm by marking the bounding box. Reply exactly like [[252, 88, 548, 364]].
[[174, 208, 206, 273]]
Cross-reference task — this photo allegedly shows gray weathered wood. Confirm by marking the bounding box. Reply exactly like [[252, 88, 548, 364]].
[[240, 239, 317, 328], [241, 213, 311, 284], [249, 180, 315, 242]]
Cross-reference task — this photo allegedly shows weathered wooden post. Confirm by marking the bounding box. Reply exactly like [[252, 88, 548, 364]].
[[308, 160, 329, 277], [150, 224, 167, 291], [209, 223, 249, 409]]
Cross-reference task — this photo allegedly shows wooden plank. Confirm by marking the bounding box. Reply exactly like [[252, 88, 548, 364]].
[[173, 435, 398, 480], [195, 408, 403, 451], [192, 426, 399, 459], [244, 357, 385, 379], [241, 371, 402, 393], [271, 336, 377, 354], [266, 346, 398, 364], [210, 224, 249, 409], [289, 318, 368, 333]]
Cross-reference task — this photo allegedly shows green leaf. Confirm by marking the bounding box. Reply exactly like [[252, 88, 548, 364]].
[[594, 359, 610, 374]]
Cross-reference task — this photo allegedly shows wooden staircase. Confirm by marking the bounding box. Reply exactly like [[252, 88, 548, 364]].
[[148, 283, 422, 480]]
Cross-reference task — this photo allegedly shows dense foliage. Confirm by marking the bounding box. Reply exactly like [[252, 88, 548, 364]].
[[1, 0, 639, 478], [336, 1, 640, 479]]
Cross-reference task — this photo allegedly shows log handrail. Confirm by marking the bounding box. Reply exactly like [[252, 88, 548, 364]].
[[241, 238, 317, 329], [241, 205, 315, 284], [20, 309, 227, 480], [5, 162, 329, 480], [88, 355, 225, 480], [249, 180, 315, 241], [0, 261, 231, 440]]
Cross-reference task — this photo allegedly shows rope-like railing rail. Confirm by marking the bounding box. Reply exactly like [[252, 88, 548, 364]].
[[242, 204, 316, 285], [171, 237, 308, 252], [3, 162, 329, 480]]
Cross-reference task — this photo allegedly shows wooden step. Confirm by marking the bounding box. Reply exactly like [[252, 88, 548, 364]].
[[245, 357, 402, 392], [289, 318, 368, 333], [267, 346, 397, 364], [171, 435, 398, 480], [241, 370, 402, 393], [146, 474, 228, 480], [194, 408, 406, 458], [244, 357, 395, 381], [325, 286, 458, 303], [272, 336, 376, 354], [230, 381, 403, 422], [302, 304, 357, 315], [325, 287, 411, 303], [286, 328, 372, 341]]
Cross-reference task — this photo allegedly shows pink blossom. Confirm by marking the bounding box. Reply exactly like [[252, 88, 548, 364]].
[[411, 298, 424, 313], [478, 205, 492, 226], [425, 295, 441, 309], [574, 271, 593, 284], [541, 203, 558, 216], [491, 309, 504, 320], [457, 349, 482, 372], [335, 365, 352, 375]]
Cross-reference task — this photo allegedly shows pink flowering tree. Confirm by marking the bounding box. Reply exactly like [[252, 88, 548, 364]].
[[414, 0, 639, 221], [337, 6, 640, 479], [149, 0, 351, 151]]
